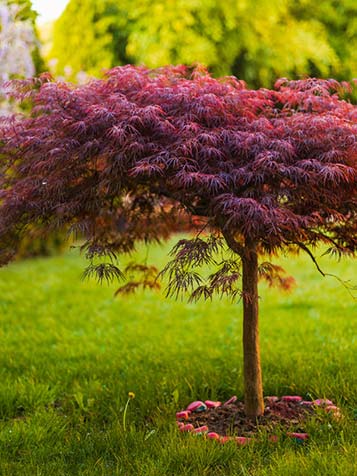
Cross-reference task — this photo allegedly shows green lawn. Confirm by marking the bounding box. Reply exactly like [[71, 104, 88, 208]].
[[0, 240, 356, 476]]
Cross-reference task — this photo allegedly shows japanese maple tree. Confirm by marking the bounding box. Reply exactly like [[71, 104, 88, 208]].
[[0, 66, 356, 417]]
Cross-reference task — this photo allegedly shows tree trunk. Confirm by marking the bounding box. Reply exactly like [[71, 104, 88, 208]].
[[241, 242, 264, 417]]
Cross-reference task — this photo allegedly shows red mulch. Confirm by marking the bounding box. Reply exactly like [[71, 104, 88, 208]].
[[180, 398, 315, 437]]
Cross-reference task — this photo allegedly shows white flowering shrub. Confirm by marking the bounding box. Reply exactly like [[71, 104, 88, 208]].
[[0, 1, 36, 113], [0, 1, 36, 80]]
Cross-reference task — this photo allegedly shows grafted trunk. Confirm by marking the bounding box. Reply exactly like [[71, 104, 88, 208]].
[[241, 243, 264, 417]]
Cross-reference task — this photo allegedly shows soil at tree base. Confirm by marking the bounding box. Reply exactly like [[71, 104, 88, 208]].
[[182, 399, 316, 437]]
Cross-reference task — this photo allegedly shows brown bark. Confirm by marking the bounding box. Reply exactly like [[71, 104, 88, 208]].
[[241, 242, 264, 417]]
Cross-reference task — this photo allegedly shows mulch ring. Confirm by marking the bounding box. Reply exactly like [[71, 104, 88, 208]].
[[176, 396, 341, 444]]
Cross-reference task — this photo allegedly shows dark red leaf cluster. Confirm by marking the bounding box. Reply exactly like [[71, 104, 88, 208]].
[[0, 66, 356, 294]]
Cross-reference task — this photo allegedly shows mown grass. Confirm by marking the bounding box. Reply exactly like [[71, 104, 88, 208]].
[[0, 240, 356, 475]]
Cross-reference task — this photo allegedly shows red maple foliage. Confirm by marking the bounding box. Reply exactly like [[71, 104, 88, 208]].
[[0, 66, 356, 416]]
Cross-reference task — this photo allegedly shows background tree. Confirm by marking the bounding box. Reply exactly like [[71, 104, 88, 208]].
[[291, 0, 357, 82], [125, 0, 338, 86], [0, 67, 356, 416], [50, 0, 131, 79], [48, 0, 357, 87]]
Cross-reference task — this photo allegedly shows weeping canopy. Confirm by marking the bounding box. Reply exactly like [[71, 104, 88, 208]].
[[0, 66, 356, 296]]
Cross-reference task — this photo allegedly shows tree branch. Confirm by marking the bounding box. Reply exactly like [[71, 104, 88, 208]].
[[222, 230, 245, 257], [296, 241, 357, 299], [296, 241, 326, 276]]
